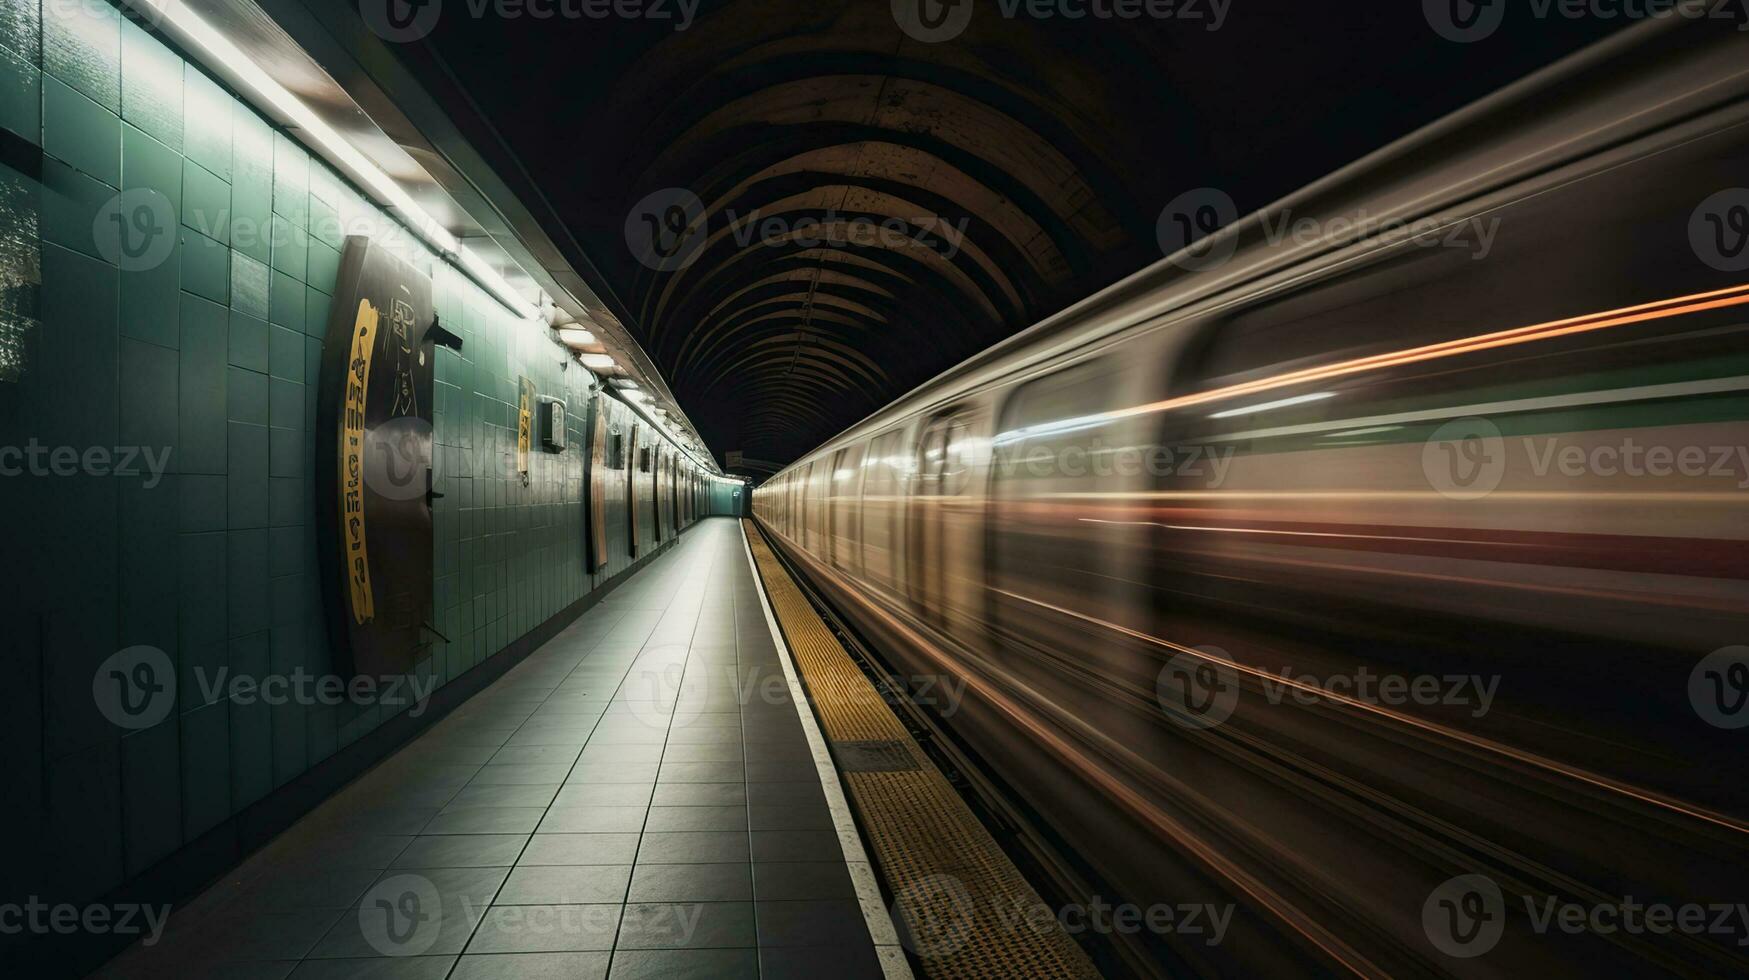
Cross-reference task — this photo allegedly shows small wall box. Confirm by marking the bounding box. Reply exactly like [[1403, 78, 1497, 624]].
[[541, 400, 566, 452]]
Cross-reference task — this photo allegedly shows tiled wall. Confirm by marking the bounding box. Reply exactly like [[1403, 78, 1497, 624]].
[[0, 0, 714, 918]]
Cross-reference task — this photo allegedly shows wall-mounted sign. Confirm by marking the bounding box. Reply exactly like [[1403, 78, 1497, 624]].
[[315, 236, 441, 679], [516, 376, 535, 485]]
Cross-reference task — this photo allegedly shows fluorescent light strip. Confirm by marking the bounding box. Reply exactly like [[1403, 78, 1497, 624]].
[[141, 0, 540, 322]]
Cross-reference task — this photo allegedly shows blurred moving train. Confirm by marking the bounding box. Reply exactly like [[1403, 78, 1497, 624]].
[[753, 18, 1749, 979]]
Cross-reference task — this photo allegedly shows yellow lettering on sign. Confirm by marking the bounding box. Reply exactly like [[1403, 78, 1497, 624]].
[[340, 299, 380, 624], [517, 380, 533, 481]]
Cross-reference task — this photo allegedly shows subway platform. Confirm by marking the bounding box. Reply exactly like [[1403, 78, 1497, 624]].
[[93, 518, 898, 980]]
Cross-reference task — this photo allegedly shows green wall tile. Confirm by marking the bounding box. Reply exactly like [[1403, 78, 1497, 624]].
[[229, 249, 267, 319], [269, 211, 306, 281], [119, 238, 179, 349], [179, 228, 227, 303], [118, 336, 177, 457], [176, 531, 226, 654], [178, 474, 225, 532], [268, 475, 301, 527], [177, 292, 226, 474], [121, 722, 181, 875], [181, 700, 230, 840], [120, 18, 182, 153], [268, 425, 301, 478], [44, 71, 120, 188], [228, 308, 267, 373], [269, 267, 302, 329], [271, 131, 307, 228], [268, 323, 302, 382], [182, 160, 228, 244], [0, 0, 42, 64], [179, 700, 229, 837], [306, 238, 339, 293], [304, 286, 330, 338], [308, 194, 339, 249], [43, 0, 119, 112], [230, 111, 271, 265], [0, 42, 39, 143], [181, 63, 230, 180], [227, 531, 268, 637], [227, 419, 267, 528], [226, 364, 266, 425], [269, 377, 301, 429]]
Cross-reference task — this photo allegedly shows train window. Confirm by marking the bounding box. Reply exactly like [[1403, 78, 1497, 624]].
[[860, 429, 905, 594], [829, 443, 865, 577]]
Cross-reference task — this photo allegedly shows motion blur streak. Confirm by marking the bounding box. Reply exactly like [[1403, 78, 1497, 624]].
[[754, 18, 1749, 979], [995, 585, 1749, 837]]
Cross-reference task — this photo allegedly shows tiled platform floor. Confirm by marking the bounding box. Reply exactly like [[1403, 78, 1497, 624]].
[[95, 518, 885, 980]]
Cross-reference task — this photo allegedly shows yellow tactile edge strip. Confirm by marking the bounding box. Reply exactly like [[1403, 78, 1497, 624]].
[[742, 521, 1102, 980]]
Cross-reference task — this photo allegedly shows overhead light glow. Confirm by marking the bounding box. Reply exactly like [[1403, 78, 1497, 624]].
[[580, 353, 617, 371], [137, 0, 541, 323], [558, 328, 596, 346]]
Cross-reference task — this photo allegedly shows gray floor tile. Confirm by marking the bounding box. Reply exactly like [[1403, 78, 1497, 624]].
[[627, 863, 753, 903], [421, 807, 546, 835], [537, 805, 649, 833], [390, 835, 528, 869], [614, 902, 755, 949], [286, 957, 457, 980], [496, 865, 633, 905], [450, 952, 611, 980], [520, 834, 642, 866], [642, 806, 747, 832], [749, 831, 842, 863], [636, 832, 751, 864], [750, 862, 856, 901], [753, 900, 872, 948], [758, 944, 884, 980], [553, 783, 656, 807], [651, 783, 747, 807], [464, 904, 621, 953]]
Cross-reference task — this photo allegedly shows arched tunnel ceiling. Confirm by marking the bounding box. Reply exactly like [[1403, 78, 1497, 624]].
[[406, 1, 1613, 476]]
